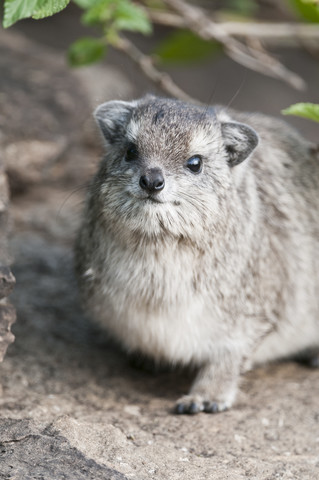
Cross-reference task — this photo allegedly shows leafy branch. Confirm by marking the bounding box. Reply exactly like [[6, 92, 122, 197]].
[[2, 0, 319, 118], [3, 0, 71, 28], [282, 103, 319, 122], [161, 0, 306, 90]]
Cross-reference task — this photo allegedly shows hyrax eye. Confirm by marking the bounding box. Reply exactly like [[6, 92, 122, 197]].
[[125, 143, 138, 162], [186, 155, 202, 173]]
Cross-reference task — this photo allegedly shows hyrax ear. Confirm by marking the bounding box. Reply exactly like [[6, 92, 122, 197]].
[[94, 100, 135, 144], [221, 122, 259, 167]]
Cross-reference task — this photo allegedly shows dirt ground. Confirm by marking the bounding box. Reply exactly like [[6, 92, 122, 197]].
[[1, 13, 319, 479]]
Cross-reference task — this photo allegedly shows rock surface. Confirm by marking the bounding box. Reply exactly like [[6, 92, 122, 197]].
[[0, 29, 95, 194], [0, 27, 319, 480], [0, 161, 16, 363], [0, 418, 128, 479]]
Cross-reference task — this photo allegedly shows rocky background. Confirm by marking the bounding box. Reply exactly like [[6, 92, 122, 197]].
[[0, 9, 319, 479]]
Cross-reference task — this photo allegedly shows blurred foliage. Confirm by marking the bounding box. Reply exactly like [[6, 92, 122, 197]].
[[224, 0, 258, 17], [3, 0, 319, 66], [282, 103, 319, 122], [288, 0, 319, 22], [79, 0, 151, 34], [68, 36, 106, 65], [1, 0, 319, 122], [72, 0, 152, 62], [156, 30, 221, 65], [3, 0, 152, 65]]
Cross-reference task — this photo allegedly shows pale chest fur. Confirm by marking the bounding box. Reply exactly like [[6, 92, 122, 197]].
[[85, 233, 248, 365], [84, 216, 319, 367], [94, 236, 201, 308]]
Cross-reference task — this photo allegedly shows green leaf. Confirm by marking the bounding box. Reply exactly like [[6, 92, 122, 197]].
[[81, 0, 115, 26], [68, 37, 106, 66], [32, 0, 71, 19], [82, 0, 151, 34], [287, 0, 319, 22], [227, 0, 258, 16], [156, 30, 221, 65], [113, 1, 152, 34], [3, 0, 45, 28], [142, 0, 166, 9], [72, 0, 99, 8], [282, 103, 319, 122]]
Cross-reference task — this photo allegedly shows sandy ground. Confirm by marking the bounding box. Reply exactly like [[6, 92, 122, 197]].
[[0, 18, 319, 479], [3, 191, 319, 479]]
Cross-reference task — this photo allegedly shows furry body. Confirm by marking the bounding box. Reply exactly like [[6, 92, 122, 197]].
[[75, 96, 319, 413]]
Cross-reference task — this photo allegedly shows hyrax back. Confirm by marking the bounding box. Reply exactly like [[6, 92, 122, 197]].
[[75, 95, 319, 414]]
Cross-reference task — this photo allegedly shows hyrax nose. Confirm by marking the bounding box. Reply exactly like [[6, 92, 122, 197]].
[[139, 168, 165, 193]]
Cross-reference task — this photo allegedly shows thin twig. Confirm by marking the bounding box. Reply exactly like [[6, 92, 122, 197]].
[[147, 10, 319, 46], [115, 36, 200, 103], [161, 0, 306, 90]]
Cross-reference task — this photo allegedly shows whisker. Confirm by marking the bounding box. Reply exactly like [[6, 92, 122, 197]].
[[226, 73, 247, 110], [56, 181, 91, 219], [193, 81, 219, 132]]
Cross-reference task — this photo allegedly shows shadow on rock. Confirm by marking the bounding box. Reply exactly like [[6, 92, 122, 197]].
[[8, 232, 191, 409]]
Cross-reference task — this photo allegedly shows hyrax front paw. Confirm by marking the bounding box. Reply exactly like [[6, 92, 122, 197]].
[[309, 354, 319, 368], [175, 395, 230, 415], [174, 358, 240, 414]]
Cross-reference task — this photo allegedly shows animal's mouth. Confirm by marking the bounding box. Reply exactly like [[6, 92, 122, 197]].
[[126, 191, 180, 207], [144, 196, 163, 204], [128, 192, 164, 204], [126, 191, 166, 205]]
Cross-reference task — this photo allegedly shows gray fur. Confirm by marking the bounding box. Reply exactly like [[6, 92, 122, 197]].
[[75, 95, 319, 414]]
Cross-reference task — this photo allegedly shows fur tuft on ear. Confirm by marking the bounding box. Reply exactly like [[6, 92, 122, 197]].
[[94, 100, 135, 144], [221, 122, 259, 167]]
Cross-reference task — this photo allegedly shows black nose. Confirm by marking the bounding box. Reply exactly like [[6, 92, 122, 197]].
[[139, 168, 165, 193]]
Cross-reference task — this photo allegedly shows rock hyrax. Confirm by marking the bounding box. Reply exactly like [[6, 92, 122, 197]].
[[75, 95, 319, 414]]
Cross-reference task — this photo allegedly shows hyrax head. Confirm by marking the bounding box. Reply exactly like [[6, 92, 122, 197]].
[[94, 96, 258, 239]]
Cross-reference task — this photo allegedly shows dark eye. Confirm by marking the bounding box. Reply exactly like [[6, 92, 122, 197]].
[[186, 155, 202, 173], [125, 143, 138, 162]]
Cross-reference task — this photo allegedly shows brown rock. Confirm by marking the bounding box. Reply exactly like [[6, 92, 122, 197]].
[[0, 300, 16, 362], [0, 29, 90, 193], [0, 266, 16, 300], [3, 139, 67, 194], [0, 418, 129, 479], [0, 137, 15, 364]]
